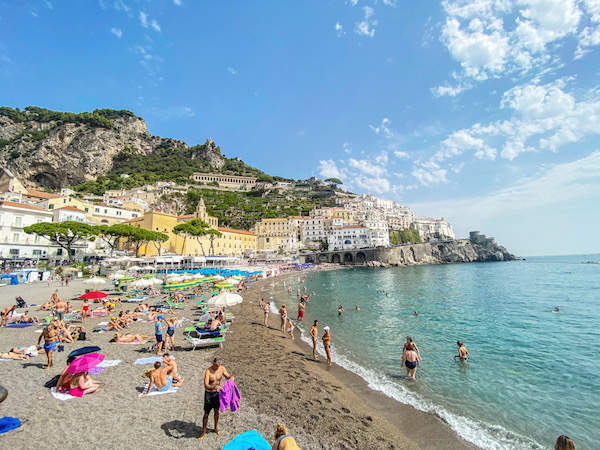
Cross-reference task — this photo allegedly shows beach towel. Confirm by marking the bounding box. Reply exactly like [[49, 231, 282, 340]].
[[88, 366, 106, 375], [222, 430, 270, 450], [219, 379, 241, 413], [89, 359, 121, 374], [6, 323, 34, 329], [0, 417, 21, 435], [134, 356, 175, 365], [138, 382, 179, 397], [97, 321, 109, 326], [50, 387, 76, 401], [0, 359, 14, 362]]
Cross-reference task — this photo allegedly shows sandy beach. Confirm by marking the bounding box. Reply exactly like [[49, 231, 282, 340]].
[[0, 275, 474, 449]]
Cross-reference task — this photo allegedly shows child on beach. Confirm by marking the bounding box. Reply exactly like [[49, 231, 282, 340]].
[[287, 320, 295, 340]]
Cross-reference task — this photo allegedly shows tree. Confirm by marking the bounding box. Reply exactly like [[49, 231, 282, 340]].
[[325, 178, 343, 189], [24, 221, 97, 264], [124, 228, 167, 257], [206, 228, 223, 255], [256, 174, 274, 183], [94, 224, 139, 256], [149, 230, 169, 255], [173, 222, 196, 255], [173, 219, 219, 256]]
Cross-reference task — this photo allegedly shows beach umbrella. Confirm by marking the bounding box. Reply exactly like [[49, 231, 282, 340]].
[[66, 353, 105, 374], [206, 292, 243, 308], [68, 346, 101, 360], [79, 291, 108, 300], [128, 265, 142, 272], [224, 278, 240, 284], [107, 271, 126, 280], [83, 278, 107, 289], [146, 277, 163, 285], [132, 279, 152, 288]]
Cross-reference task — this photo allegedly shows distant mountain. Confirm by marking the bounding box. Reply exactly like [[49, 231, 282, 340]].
[[0, 106, 264, 191]]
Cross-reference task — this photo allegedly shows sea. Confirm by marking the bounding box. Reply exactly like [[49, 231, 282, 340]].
[[266, 254, 600, 450]]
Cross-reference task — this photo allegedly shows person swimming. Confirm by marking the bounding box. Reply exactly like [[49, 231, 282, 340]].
[[454, 341, 469, 361]]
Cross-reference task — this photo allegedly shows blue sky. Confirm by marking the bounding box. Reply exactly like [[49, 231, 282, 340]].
[[1, 0, 600, 256]]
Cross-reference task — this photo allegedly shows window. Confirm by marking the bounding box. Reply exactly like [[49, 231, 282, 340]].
[[12, 233, 19, 243], [9, 249, 19, 255], [84, 208, 89, 212], [95, 208, 100, 213], [15, 216, 22, 226], [33, 249, 42, 255], [49, 204, 54, 210]]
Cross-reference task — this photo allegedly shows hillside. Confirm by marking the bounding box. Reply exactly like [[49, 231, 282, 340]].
[[0, 106, 264, 190]]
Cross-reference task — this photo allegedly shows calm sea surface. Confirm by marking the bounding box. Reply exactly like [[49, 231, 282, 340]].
[[266, 254, 600, 449]]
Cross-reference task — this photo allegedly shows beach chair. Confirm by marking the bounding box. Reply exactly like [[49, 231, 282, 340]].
[[186, 334, 224, 350], [166, 299, 185, 309]]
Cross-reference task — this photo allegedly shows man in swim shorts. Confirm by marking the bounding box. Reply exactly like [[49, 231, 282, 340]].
[[140, 361, 182, 396], [37, 321, 59, 370], [198, 356, 234, 441], [54, 298, 67, 322], [455, 341, 469, 361], [309, 320, 318, 360], [297, 300, 305, 321], [155, 315, 165, 355], [162, 353, 184, 385]]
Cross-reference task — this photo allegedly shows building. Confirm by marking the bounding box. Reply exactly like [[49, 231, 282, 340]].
[[53, 206, 87, 223], [250, 218, 298, 254], [0, 200, 54, 262], [190, 173, 257, 191], [38, 197, 142, 225], [414, 217, 455, 241]]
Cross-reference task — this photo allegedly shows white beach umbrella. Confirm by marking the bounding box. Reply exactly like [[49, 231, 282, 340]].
[[147, 277, 163, 285], [83, 277, 107, 288], [206, 292, 243, 308], [224, 278, 240, 285], [128, 265, 142, 272], [132, 279, 152, 288], [106, 271, 126, 280]]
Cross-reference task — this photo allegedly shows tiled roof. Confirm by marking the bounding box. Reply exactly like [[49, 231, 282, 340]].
[[0, 201, 52, 212], [218, 227, 256, 236], [26, 189, 60, 199], [57, 206, 86, 212]]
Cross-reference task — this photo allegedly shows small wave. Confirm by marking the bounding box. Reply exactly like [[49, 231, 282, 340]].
[[297, 328, 544, 450]]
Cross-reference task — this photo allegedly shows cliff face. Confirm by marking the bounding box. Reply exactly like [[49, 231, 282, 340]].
[[370, 239, 516, 266], [0, 110, 225, 190]]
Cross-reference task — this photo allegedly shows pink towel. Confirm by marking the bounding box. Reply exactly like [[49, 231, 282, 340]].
[[219, 378, 241, 413]]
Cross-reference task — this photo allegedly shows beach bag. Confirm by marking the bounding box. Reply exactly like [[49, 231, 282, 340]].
[[77, 332, 87, 341]]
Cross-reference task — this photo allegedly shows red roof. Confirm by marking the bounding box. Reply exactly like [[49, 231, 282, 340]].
[[218, 227, 256, 236], [0, 201, 51, 212], [26, 189, 60, 199], [57, 206, 86, 213]]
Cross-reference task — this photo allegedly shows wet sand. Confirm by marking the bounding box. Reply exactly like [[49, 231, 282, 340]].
[[0, 275, 474, 449]]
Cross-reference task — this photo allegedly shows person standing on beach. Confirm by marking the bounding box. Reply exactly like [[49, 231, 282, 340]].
[[401, 348, 419, 379], [454, 341, 469, 361], [279, 304, 287, 333], [198, 356, 233, 441], [309, 320, 319, 360], [155, 315, 165, 355], [297, 300, 305, 322], [323, 326, 332, 365], [263, 302, 270, 327], [1, 305, 16, 327], [287, 319, 295, 340], [81, 299, 89, 324], [37, 321, 59, 370], [54, 298, 67, 322]]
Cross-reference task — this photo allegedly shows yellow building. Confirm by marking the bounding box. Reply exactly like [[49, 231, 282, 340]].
[[122, 199, 256, 257], [250, 217, 299, 253]]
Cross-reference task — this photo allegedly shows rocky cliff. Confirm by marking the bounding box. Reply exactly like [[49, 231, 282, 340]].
[[0, 107, 228, 189], [370, 237, 515, 267]]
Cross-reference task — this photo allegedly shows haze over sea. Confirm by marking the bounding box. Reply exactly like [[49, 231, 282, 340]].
[[269, 255, 600, 449]]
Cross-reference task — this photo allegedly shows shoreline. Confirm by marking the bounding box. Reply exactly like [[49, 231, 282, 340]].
[[249, 271, 476, 450]]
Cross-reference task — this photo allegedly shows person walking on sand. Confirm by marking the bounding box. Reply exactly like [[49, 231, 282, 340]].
[[287, 319, 295, 340], [279, 304, 287, 333], [309, 320, 319, 360], [37, 321, 59, 370], [455, 341, 469, 361], [81, 298, 89, 324], [401, 348, 419, 379], [323, 326, 332, 365], [155, 315, 165, 355], [198, 356, 234, 441], [297, 300, 305, 322]]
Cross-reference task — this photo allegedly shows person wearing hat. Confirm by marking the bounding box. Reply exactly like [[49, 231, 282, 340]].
[[322, 326, 332, 365], [155, 315, 165, 355]]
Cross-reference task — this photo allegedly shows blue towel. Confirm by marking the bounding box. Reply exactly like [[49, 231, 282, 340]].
[[223, 430, 270, 450], [0, 417, 21, 434]]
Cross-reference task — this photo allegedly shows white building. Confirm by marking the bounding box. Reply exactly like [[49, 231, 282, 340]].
[[414, 217, 455, 240], [327, 225, 390, 251], [53, 206, 87, 223], [0, 201, 53, 261]]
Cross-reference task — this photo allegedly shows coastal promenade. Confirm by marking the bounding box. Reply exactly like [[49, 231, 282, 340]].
[[0, 276, 472, 449]]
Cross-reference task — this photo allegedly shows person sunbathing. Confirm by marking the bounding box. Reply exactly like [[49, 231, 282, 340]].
[[65, 302, 73, 314], [10, 345, 40, 356], [69, 371, 100, 397], [59, 323, 76, 343], [111, 333, 154, 343], [16, 311, 39, 323], [0, 351, 29, 360], [36, 300, 55, 311], [106, 317, 122, 331]]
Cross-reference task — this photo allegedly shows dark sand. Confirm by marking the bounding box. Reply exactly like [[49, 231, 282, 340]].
[[0, 275, 475, 449]]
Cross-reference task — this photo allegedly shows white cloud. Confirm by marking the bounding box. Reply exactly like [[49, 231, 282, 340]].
[[43, 0, 53, 10], [139, 11, 148, 28], [318, 159, 344, 179], [114, 0, 131, 12], [431, 82, 472, 97], [348, 158, 387, 177], [575, 25, 600, 59], [412, 163, 449, 186], [343, 143, 352, 154], [375, 151, 388, 164], [173, 0, 182, 5], [349, 0, 359, 5], [354, 6, 377, 37], [335, 22, 345, 37], [99, 0, 107, 10], [227, 67, 238, 75], [394, 150, 410, 159], [354, 175, 391, 194], [150, 19, 161, 32], [110, 28, 123, 39], [369, 118, 395, 138], [383, 0, 397, 7], [151, 106, 195, 120]]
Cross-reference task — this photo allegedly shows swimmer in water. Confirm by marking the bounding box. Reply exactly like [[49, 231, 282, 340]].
[[554, 307, 560, 313], [413, 310, 418, 316], [454, 341, 469, 361], [355, 305, 360, 311]]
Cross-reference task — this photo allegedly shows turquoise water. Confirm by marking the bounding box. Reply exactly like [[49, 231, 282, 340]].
[[266, 255, 600, 449]]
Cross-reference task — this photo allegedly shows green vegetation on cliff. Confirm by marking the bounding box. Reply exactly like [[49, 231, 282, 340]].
[[390, 226, 421, 245], [0, 106, 134, 129]]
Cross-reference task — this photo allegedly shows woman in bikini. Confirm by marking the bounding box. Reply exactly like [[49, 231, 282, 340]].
[[69, 371, 100, 397], [322, 326, 332, 365], [403, 336, 422, 361], [164, 316, 178, 351], [279, 305, 287, 333], [263, 302, 269, 327], [112, 333, 154, 343], [81, 299, 89, 324]]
